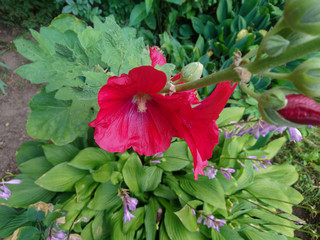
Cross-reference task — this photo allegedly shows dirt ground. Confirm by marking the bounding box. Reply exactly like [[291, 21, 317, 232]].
[[0, 23, 41, 177]]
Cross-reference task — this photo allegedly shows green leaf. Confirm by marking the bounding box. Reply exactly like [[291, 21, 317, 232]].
[[81, 221, 94, 240], [0, 175, 55, 208], [0, 212, 29, 238], [145, 198, 159, 240], [154, 184, 177, 200], [87, 182, 121, 210], [191, 17, 204, 35], [235, 160, 254, 191], [216, 107, 245, 127], [122, 154, 146, 194], [69, 147, 115, 170], [145, 0, 153, 14], [16, 141, 45, 165], [261, 137, 287, 159], [26, 207, 45, 222], [75, 175, 99, 201], [144, 167, 163, 191], [159, 141, 192, 171], [35, 162, 87, 192], [245, 179, 303, 213], [110, 210, 135, 240], [90, 163, 115, 183], [26, 88, 90, 145], [220, 225, 244, 240], [174, 205, 198, 232], [255, 164, 299, 186], [217, 0, 232, 23], [145, 14, 157, 30], [129, 2, 148, 26], [231, 15, 247, 32], [14, 38, 46, 61], [180, 175, 225, 210], [91, 212, 108, 240], [50, 14, 87, 34], [18, 156, 53, 179], [42, 143, 80, 165], [0, 206, 18, 230], [242, 229, 287, 240]]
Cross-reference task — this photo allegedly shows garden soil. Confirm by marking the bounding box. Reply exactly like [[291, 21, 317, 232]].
[[0, 23, 317, 240]]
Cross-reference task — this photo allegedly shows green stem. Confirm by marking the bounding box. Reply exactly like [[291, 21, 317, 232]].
[[239, 83, 261, 100], [262, 71, 291, 80], [159, 36, 320, 94]]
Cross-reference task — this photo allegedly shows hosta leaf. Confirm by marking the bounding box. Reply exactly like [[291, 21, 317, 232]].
[[87, 182, 121, 210], [42, 143, 80, 165], [0, 175, 55, 208], [123, 207, 145, 233], [174, 205, 198, 232], [26, 88, 90, 145], [0, 212, 29, 239], [145, 198, 159, 240], [18, 156, 53, 179], [216, 107, 245, 127], [16, 141, 45, 165], [69, 147, 115, 170], [35, 163, 87, 192]]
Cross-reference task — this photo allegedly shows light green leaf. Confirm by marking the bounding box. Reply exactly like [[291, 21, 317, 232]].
[[159, 141, 192, 171], [90, 163, 115, 183], [0, 175, 55, 208], [129, 2, 148, 26], [14, 38, 45, 61], [18, 156, 53, 179], [261, 137, 287, 159], [75, 175, 99, 201], [216, 107, 245, 127], [242, 229, 287, 240], [50, 14, 87, 34], [180, 175, 225, 210], [69, 147, 115, 170], [145, 198, 159, 240], [144, 167, 163, 191], [174, 205, 198, 232], [145, 0, 153, 14], [110, 211, 135, 240], [35, 162, 87, 192], [87, 182, 121, 210], [26, 88, 90, 145], [42, 143, 80, 165]]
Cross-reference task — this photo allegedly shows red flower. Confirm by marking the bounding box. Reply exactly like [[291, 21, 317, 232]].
[[89, 47, 236, 179], [277, 94, 320, 126]]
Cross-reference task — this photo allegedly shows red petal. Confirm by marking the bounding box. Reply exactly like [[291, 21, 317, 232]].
[[149, 46, 166, 67]]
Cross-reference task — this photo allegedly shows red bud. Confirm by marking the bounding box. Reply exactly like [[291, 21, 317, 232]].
[[277, 94, 320, 126]]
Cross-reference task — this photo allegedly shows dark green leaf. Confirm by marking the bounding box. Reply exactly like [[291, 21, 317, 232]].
[[18, 156, 53, 179], [129, 2, 148, 26], [42, 143, 80, 165]]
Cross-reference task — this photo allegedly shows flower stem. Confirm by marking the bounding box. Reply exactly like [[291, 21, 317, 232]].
[[239, 83, 260, 100], [262, 71, 291, 80], [160, 36, 320, 94]]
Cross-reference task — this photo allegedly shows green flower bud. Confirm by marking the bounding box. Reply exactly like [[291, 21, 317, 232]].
[[110, 171, 122, 185], [289, 58, 320, 98], [258, 87, 304, 127], [264, 35, 290, 57], [283, 0, 320, 35], [181, 62, 203, 82]]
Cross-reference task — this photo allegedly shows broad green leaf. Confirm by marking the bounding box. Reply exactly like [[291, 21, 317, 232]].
[[211, 229, 226, 240], [0, 206, 18, 230], [174, 205, 198, 232], [42, 143, 80, 165], [81, 221, 94, 240], [245, 179, 303, 213], [16, 141, 45, 165], [216, 107, 245, 127], [191, 17, 204, 35], [123, 207, 145, 233], [217, 0, 232, 23], [220, 225, 244, 240], [145, 0, 153, 13], [235, 160, 254, 191], [50, 14, 87, 34], [18, 156, 53, 179], [35, 162, 87, 192], [154, 184, 177, 200], [69, 147, 115, 170], [90, 163, 115, 183], [145, 198, 159, 240], [255, 164, 299, 186], [87, 182, 121, 210], [180, 175, 225, 210], [231, 15, 247, 32], [261, 137, 287, 159], [14, 38, 46, 61], [155, 63, 176, 80], [145, 14, 156, 30], [122, 154, 146, 194], [75, 175, 99, 201], [129, 2, 148, 26], [92, 212, 108, 240], [242, 229, 287, 240], [0, 212, 29, 239], [0, 175, 55, 208], [27, 88, 90, 145], [110, 210, 135, 240], [143, 167, 163, 191], [159, 141, 191, 171]]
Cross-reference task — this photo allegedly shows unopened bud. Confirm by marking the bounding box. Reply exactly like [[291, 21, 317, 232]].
[[236, 29, 248, 42], [258, 87, 303, 127], [181, 62, 203, 82], [289, 58, 320, 98], [283, 0, 320, 35], [264, 35, 290, 57]]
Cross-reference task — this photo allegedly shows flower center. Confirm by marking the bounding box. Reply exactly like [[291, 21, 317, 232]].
[[132, 94, 151, 113]]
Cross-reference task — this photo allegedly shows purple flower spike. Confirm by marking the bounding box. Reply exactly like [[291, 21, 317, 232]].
[[127, 197, 138, 211], [47, 230, 67, 240], [252, 163, 259, 172], [4, 179, 22, 184], [0, 185, 11, 200], [123, 209, 135, 224], [288, 127, 302, 142], [219, 168, 236, 180], [197, 214, 226, 232], [237, 159, 246, 167], [150, 160, 161, 164], [153, 152, 164, 158], [119, 189, 138, 223], [204, 165, 218, 179]]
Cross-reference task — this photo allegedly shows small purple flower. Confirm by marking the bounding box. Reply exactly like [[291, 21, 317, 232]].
[[203, 165, 218, 179], [74, 216, 89, 224], [119, 189, 138, 223], [252, 163, 259, 172], [47, 230, 66, 240], [197, 214, 226, 232], [153, 152, 164, 158], [288, 127, 302, 142], [219, 168, 236, 180], [237, 159, 246, 167], [0, 179, 22, 200], [150, 160, 161, 164]]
